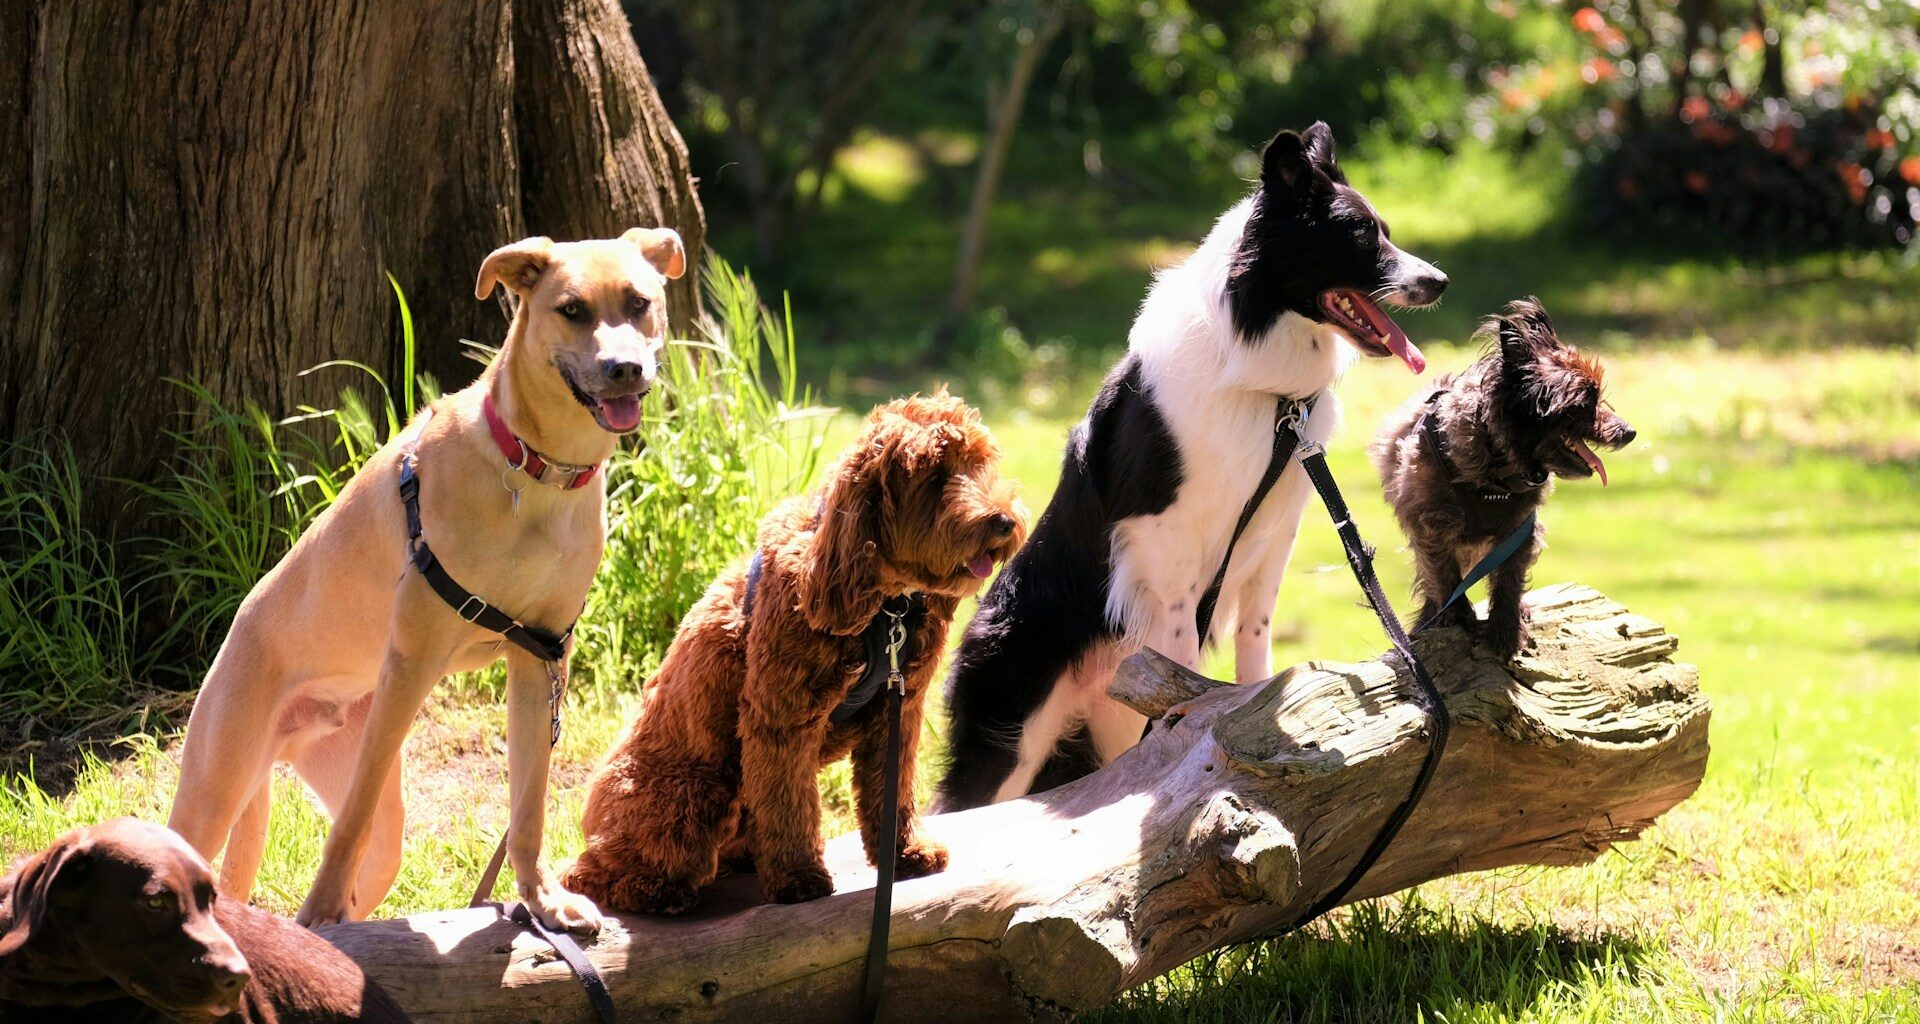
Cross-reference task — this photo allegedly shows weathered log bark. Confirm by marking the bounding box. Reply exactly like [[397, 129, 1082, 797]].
[[0, 0, 703, 532], [319, 584, 1709, 1022]]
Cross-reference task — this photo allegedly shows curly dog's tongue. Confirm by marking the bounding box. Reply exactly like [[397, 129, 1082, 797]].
[[966, 554, 996, 579]]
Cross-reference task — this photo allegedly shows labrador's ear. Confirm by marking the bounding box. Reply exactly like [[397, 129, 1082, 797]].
[[0, 836, 91, 960], [475, 237, 556, 300], [622, 227, 687, 280]]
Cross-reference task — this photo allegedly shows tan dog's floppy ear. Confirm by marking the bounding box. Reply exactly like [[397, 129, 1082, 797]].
[[474, 237, 556, 300], [0, 834, 89, 960], [798, 442, 886, 635], [622, 227, 686, 280]]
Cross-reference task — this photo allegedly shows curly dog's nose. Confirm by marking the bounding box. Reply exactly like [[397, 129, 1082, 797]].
[[989, 514, 1017, 536]]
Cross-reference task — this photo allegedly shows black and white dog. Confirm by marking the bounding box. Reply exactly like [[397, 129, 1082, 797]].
[[934, 123, 1447, 810]]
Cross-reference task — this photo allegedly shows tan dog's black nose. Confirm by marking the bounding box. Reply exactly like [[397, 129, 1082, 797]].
[[602, 358, 650, 387]]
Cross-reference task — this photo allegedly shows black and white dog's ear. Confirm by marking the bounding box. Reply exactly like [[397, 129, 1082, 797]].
[[1260, 123, 1339, 197], [1302, 121, 1337, 172]]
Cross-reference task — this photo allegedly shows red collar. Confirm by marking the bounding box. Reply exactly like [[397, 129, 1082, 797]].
[[482, 393, 602, 489]]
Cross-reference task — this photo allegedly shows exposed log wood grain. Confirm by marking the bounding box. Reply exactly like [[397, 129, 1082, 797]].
[[319, 584, 1709, 1023]]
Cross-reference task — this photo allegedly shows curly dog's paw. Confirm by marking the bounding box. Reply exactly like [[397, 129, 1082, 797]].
[[564, 859, 699, 916], [894, 837, 948, 879], [763, 863, 834, 904]]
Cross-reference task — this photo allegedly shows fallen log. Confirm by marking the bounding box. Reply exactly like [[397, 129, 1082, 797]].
[[319, 583, 1709, 1022]]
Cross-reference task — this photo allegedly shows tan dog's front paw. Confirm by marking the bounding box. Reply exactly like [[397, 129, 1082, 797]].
[[763, 863, 834, 904], [295, 890, 351, 928], [895, 836, 948, 879], [524, 882, 604, 935]]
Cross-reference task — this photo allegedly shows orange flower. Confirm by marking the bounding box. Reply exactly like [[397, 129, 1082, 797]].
[[1680, 96, 1711, 123], [1901, 156, 1920, 185], [1866, 129, 1896, 150], [1573, 7, 1605, 33], [1739, 28, 1764, 53], [1837, 162, 1869, 204], [1684, 170, 1711, 195], [1582, 57, 1616, 84]]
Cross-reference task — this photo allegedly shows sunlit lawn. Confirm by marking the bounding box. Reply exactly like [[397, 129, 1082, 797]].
[[5, 128, 1919, 1020]]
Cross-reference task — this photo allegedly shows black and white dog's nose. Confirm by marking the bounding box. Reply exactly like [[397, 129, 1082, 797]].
[[1405, 268, 1448, 306]]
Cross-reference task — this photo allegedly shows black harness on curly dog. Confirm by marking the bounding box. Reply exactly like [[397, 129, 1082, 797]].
[[743, 544, 924, 1024]]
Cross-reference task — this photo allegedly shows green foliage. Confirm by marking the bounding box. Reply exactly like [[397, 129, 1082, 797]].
[[0, 441, 142, 732], [574, 257, 831, 693]]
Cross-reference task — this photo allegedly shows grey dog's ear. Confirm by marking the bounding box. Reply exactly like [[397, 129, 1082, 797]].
[[622, 227, 687, 281], [475, 237, 556, 300]]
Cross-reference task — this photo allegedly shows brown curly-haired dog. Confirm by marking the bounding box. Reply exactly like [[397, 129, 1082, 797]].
[[565, 392, 1027, 913]]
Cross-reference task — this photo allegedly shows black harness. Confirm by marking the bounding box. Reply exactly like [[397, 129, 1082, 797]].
[[741, 544, 921, 1023], [1419, 390, 1548, 502], [1165, 394, 1452, 930], [396, 413, 617, 1024]]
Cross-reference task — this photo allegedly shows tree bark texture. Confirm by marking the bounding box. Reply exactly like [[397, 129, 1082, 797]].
[[319, 584, 1710, 1023], [0, 0, 704, 529]]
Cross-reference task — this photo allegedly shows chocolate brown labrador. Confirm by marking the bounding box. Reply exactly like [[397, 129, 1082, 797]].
[[0, 818, 410, 1024]]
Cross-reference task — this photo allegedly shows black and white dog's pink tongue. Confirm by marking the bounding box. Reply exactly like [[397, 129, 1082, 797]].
[[1351, 292, 1426, 374], [967, 554, 996, 579], [1571, 439, 1609, 486], [597, 394, 642, 432]]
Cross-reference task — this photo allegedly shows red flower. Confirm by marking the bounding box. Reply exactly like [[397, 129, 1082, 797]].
[[1582, 57, 1616, 84], [1866, 129, 1896, 150], [1680, 96, 1711, 123], [1684, 170, 1711, 195], [1573, 7, 1605, 33], [1901, 156, 1920, 185], [1837, 163, 1869, 204]]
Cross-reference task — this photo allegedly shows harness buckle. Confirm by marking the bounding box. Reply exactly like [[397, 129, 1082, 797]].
[[456, 595, 489, 623]]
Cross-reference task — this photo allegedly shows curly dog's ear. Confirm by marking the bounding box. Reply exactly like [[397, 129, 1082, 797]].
[[799, 442, 887, 635]]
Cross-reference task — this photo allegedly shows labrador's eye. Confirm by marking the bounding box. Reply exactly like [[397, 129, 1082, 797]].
[[627, 296, 651, 319], [558, 301, 588, 323]]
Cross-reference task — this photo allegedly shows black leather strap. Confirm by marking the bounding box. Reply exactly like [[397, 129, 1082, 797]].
[[1191, 394, 1315, 645], [396, 421, 608, 1021], [1142, 394, 1314, 743], [1286, 443, 1451, 925], [503, 902, 619, 1024], [859, 682, 906, 1023], [398, 455, 572, 664]]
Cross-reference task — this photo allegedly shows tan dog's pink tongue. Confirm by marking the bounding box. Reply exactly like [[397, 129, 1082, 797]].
[[1571, 439, 1609, 486], [967, 554, 995, 579], [598, 394, 642, 432]]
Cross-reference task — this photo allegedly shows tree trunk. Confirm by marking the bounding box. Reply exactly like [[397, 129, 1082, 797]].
[[0, 0, 703, 533], [319, 584, 1710, 1023], [943, 7, 1066, 327]]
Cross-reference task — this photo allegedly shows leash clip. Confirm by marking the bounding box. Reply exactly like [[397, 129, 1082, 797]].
[[883, 608, 908, 695], [1296, 438, 1326, 461]]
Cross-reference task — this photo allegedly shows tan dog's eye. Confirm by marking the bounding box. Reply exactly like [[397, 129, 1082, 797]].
[[558, 301, 588, 323], [626, 295, 651, 320]]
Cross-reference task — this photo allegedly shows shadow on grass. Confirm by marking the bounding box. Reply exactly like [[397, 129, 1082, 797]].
[[1088, 897, 1656, 1024]]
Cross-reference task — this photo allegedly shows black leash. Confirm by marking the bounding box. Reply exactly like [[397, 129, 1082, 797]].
[[743, 549, 918, 1022], [1290, 433, 1451, 923], [1142, 395, 1451, 929], [395, 414, 617, 1024], [1142, 395, 1315, 742]]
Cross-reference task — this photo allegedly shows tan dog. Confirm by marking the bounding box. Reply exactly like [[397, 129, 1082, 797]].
[[166, 228, 685, 932]]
